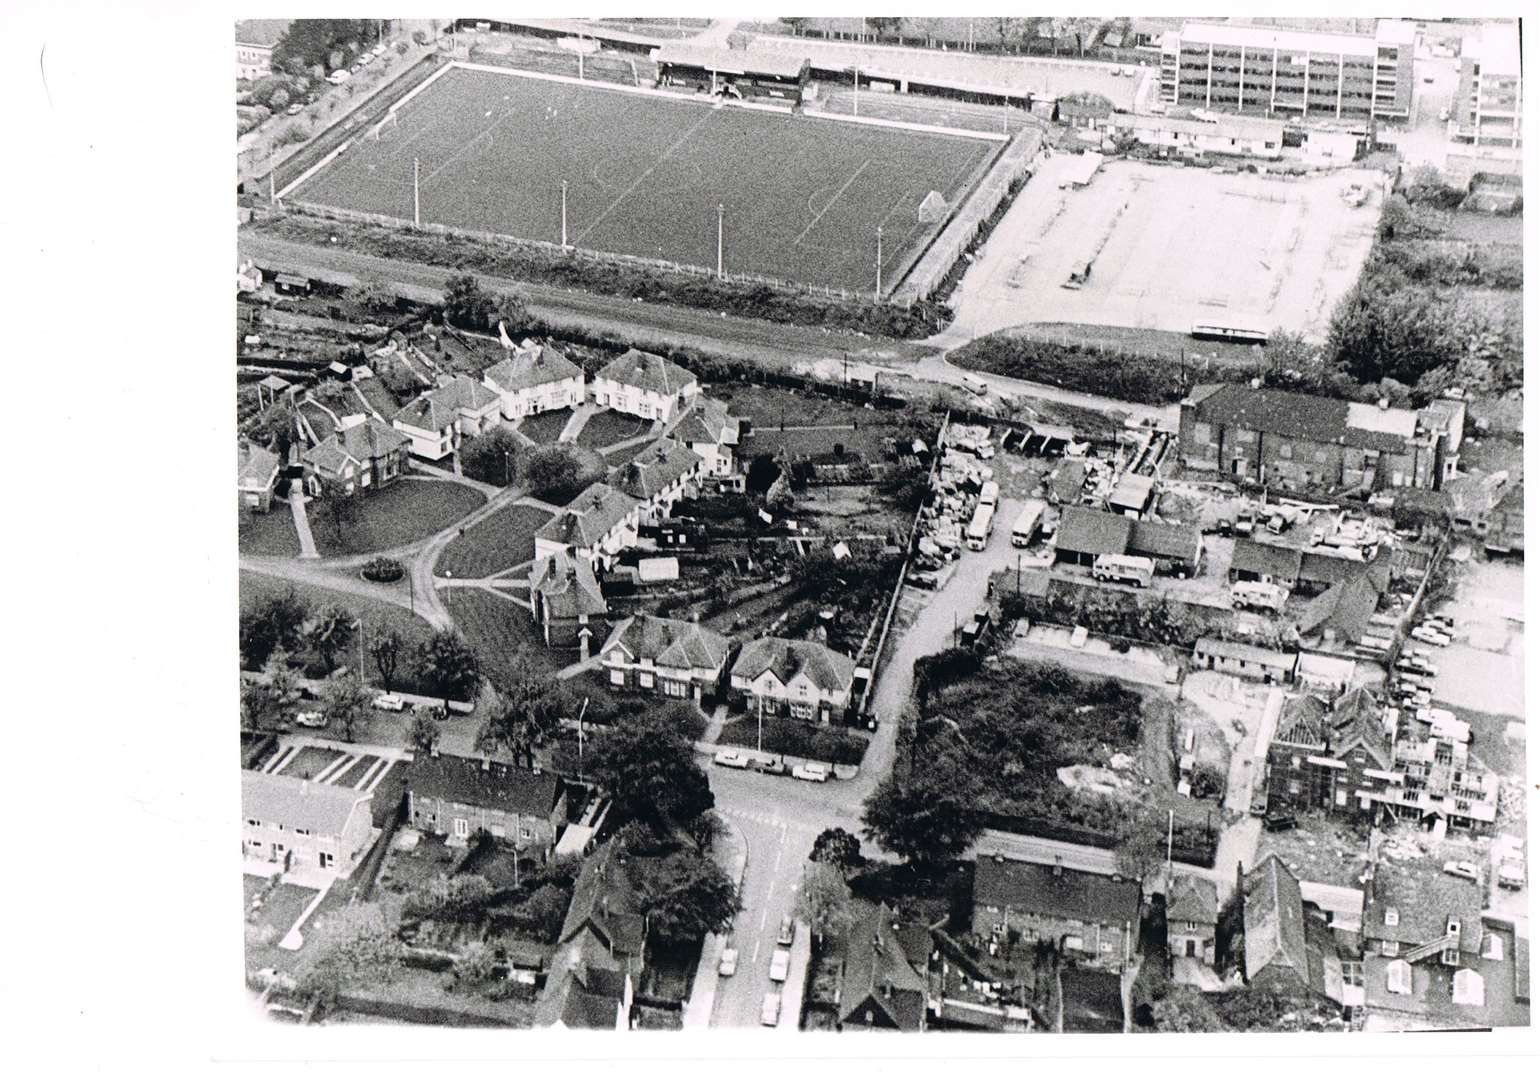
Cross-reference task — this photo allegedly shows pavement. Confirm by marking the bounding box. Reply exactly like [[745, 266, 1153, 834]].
[[682, 811, 749, 1028], [288, 492, 319, 559]]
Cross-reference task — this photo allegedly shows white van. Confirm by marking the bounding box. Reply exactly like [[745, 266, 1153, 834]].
[[1011, 499, 1046, 548], [1092, 554, 1154, 588], [1230, 580, 1288, 613], [327, 69, 351, 84], [961, 375, 989, 396]]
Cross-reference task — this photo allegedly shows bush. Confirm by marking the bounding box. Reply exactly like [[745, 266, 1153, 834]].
[[412, 30, 429, 45], [363, 556, 405, 583], [274, 123, 310, 147], [396, 40, 410, 55]]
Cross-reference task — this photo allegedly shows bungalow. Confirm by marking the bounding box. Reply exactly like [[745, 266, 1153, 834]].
[[1058, 96, 1115, 131], [670, 397, 742, 482], [533, 482, 641, 571], [837, 902, 931, 1032], [591, 348, 699, 423], [482, 341, 585, 420], [1128, 519, 1204, 578], [406, 751, 567, 851], [1052, 506, 1133, 568], [1229, 538, 1302, 591], [729, 636, 856, 724], [1168, 874, 1219, 965], [302, 414, 411, 497], [971, 854, 1141, 972], [238, 439, 281, 513], [529, 549, 608, 657], [611, 438, 702, 524], [241, 770, 375, 877], [1242, 854, 1349, 1005], [1192, 637, 1298, 684], [599, 614, 731, 704], [392, 374, 502, 460]]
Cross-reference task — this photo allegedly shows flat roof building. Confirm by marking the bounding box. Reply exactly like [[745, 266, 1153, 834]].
[[1450, 21, 1522, 151]]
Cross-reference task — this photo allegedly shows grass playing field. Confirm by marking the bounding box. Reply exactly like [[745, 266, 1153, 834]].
[[290, 66, 1001, 293]]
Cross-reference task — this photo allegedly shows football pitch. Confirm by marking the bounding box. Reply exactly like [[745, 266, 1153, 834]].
[[290, 66, 1001, 293]]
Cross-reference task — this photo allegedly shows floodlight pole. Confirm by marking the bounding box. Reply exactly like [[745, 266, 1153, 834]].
[[716, 203, 725, 279], [854, 65, 860, 116], [561, 180, 569, 250], [875, 226, 884, 300], [268, 145, 276, 206], [413, 157, 421, 226]]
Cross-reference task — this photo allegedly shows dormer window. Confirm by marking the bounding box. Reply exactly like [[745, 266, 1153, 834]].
[[1385, 908, 1399, 927]]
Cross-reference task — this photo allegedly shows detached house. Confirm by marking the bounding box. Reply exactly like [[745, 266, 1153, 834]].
[[529, 549, 608, 657], [533, 482, 641, 571], [971, 854, 1141, 972], [837, 902, 932, 1032], [483, 341, 585, 420], [611, 438, 702, 524], [238, 439, 281, 513], [600, 614, 730, 703], [729, 636, 856, 724], [1168, 874, 1219, 965], [392, 374, 502, 460], [406, 751, 567, 851], [241, 770, 374, 877], [302, 414, 410, 496], [591, 348, 699, 423], [671, 397, 742, 483]]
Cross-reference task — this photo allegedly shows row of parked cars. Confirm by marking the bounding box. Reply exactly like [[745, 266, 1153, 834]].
[[717, 917, 797, 1025], [712, 749, 830, 783]]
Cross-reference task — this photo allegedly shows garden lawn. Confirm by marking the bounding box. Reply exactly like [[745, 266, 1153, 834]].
[[311, 478, 485, 557], [239, 506, 301, 557], [445, 587, 560, 685], [355, 374, 406, 418], [716, 716, 869, 766], [239, 570, 436, 676], [574, 408, 652, 450], [517, 408, 572, 446], [435, 502, 554, 578]]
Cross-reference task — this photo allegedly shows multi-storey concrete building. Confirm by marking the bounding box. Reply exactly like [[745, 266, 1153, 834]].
[[1158, 20, 1416, 123], [1450, 21, 1522, 150]]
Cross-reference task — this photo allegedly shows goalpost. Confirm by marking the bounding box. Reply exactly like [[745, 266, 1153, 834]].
[[368, 110, 400, 141]]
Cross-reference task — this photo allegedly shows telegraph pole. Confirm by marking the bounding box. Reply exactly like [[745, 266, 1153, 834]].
[[716, 203, 725, 279], [854, 64, 860, 116], [875, 225, 884, 300], [413, 157, 421, 226], [268, 145, 276, 206], [560, 180, 569, 250]]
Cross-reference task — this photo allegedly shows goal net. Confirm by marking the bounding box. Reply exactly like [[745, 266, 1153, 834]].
[[369, 111, 400, 141], [917, 190, 949, 224]]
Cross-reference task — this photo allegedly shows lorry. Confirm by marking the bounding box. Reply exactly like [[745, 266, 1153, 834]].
[[966, 504, 995, 551], [1230, 580, 1289, 613], [1092, 554, 1154, 588]]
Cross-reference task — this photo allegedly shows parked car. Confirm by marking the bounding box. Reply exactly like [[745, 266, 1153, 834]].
[[1263, 813, 1298, 832], [718, 947, 739, 977], [372, 693, 406, 712], [1410, 626, 1451, 646], [371, 42, 388, 56], [294, 711, 327, 729], [792, 762, 830, 783], [285, 102, 304, 116], [713, 750, 751, 769], [1249, 790, 1269, 817], [906, 570, 941, 591], [253, 967, 296, 992], [1497, 859, 1526, 889], [1442, 860, 1481, 883], [412, 702, 447, 718], [760, 991, 781, 1026], [749, 755, 789, 776], [777, 916, 795, 947], [769, 948, 791, 983]]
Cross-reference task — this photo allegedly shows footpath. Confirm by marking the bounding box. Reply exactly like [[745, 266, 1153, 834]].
[[681, 813, 749, 1028]]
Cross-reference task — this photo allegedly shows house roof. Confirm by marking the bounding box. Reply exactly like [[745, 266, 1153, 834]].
[[596, 348, 697, 399], [1275, 685, 1393, 765], [1129, 519, 1199, 561], [530, 550, 608, 620], [612, 438, 700, 501], [1115, 111, 1285, 142], [1194, 637, 1296, 669], [1054, 506, 1134, 558], [559, 841, 646, 958], [238, 440, 280, 489], [653, 42, 809, 79], [1059, 98, 1114, 119], [337, 415, 410, 459], [601, 614, 730, 672], [1493, 482, 1523, 516], [535, 483, 639, 550], [1048, 460, 1089, 503], [1167, 874, 1218, 925], [973, 856, 1140, 927], [1244, 854, 1320, 993], [234, 19, 290, 47], [1443, 470, 1509, 517], [671, 397, 738, 446], [1298, 545, 1393, 592], [1274, 693, 1331, 748], [1107, 472, 1156, 511], [1187, 384, 1420, 454], [558, 986, 620, 1029], [302, 439, 358, 476], [394, 375, 499, 431], [1231, 538, 1303, 580], [1362, 859, 1483, 952], [729, 636, 856, 693], [1293, 575, 1381, 645], [483, 343, 582, 393], [840, 901, 930, 1031], [241, 769, 370, 836], [407, 752, 561, 818]]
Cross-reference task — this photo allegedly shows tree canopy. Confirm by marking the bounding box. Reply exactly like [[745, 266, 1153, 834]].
[[522, 446, 587, 502], [295, 902, 403, 1001], [628, 847, 741, 944], [240, 588, 310, 668], [415, 631, 481, 709], [809, 827, 865, 874], [861, 740, 985, 869], [796, 861, 854, 945], [588, 711, 714, 829]]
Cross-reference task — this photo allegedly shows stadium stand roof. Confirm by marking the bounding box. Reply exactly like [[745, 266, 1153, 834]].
[[654, 43, 809, 80]]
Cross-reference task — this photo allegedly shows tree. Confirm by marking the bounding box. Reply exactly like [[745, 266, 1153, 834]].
[[511, 882, 571, 942], [407, 711, 441, 756], [315, 477, 362, 546], [369, 627, 407, 692], [993, 17, 1031, 53], [522, 446, 585, 501], [319, 672, 373, 742], [810, 827, 865, 875], [453, 940, 497, 985], [307, 605, 357, 673], [241, 679, 286, 731], [477, 665, 571, 769], [494, 291, 530, 335], [343, 276, 399, 319], [588, 711, 714, 829], [1115, 809, 1167, 886], [861, 742, 984, 870], [459, 426, 522, 486], [240, 588, 310, 669], [250, 399, 298, 460], [745, 452, 782, 495], [295, 901, 403, 1002], [274, 20, 373, 77], [415, 631, 481, 711], [442, 272, 498, 332], [628, 848, 741, 944], [796, 861, 853, 947]]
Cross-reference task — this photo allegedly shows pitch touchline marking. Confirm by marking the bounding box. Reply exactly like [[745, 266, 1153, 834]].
[[572, 108, 718, 246], [420, 104, 527, 188], [792, 159, 872, 247]]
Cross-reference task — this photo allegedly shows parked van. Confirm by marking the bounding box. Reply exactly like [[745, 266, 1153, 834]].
[[961, 375, 989, 396], [965, 505, 995, 551], [978, 481, 1000, 509], [1231, 580, 1289, 613], [1011, 499, 1047, 548], [327, 69, 351, 84], [1092, 554, 1154, 588]]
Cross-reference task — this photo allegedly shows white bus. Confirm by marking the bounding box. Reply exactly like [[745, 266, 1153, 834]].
[[978, 481, 1000, 509], [966, 505, 995, 550], [1092, 554, 1154, 588], [1190, 319, 1269, 346], [1011, 499, 1047, 548]]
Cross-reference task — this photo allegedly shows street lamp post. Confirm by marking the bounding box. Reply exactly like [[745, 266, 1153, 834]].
[[875, 225, 884, 301], [560, 180, 568, 250], [716, 203, 725, 279]]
